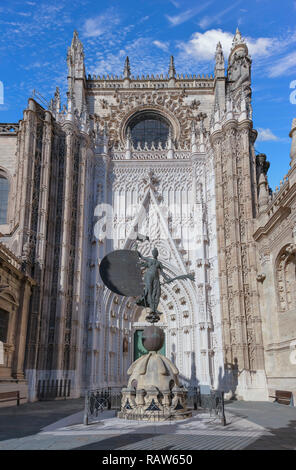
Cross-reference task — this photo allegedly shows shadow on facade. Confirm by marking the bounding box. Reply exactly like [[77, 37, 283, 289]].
[[217, 359, 239, 399], [175, 350, 200, 389]]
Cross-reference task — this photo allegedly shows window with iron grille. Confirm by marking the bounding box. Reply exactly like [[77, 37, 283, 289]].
[[128, 111, 170, 148], [0, 308, 9, 343], [0, 176, 9, 224]]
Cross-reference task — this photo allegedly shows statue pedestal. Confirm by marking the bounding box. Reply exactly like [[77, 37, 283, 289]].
[[118, 351, 192, 421]]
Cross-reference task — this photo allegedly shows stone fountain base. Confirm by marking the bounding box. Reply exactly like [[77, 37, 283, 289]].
[[118, 350, 192, 421]]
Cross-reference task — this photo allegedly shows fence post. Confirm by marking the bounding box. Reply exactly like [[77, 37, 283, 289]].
[[83, 391, 89, 425], [221, 391, 226, 426]]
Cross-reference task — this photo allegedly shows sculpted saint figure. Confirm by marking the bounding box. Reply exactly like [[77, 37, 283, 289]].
[[136, 247, 194, 323]]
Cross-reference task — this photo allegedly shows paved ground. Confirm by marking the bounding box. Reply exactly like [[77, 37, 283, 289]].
[[0, 398, 295, 450]]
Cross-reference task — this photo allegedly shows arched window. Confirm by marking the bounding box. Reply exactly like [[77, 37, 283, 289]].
[[0, 175, 9, 224], [127, 111, 170, 148]]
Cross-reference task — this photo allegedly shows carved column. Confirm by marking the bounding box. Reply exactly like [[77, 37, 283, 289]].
[[211, 119, 265, 383], [18, 99, 37, 264], [12, 276, 34, 379], [69, 133, 88, 395], [53, 124, 75, 372]]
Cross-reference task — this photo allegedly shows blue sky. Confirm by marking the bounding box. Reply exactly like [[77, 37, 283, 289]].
[[0, 0, 296, 189]]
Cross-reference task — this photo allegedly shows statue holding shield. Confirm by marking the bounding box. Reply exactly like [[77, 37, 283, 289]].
[[99, 239, 194, 323], [136, 247, 194, 323]]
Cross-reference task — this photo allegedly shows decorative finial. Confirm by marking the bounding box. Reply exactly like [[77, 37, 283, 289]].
[[71, 30, 80, 46], [168, 55, 176, 79], [124, 56, 131, 79], [232, 27, 245, 48]]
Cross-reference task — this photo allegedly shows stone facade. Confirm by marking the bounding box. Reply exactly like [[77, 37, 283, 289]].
[[254, 126, 296, 401], [0, 242, 34, 406], [0, 28, 294, 404]]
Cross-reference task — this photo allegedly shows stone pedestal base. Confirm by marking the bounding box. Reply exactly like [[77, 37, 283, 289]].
[[118, 352, 192, 421]]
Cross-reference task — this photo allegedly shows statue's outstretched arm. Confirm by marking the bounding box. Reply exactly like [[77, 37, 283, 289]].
[[160, 265, 195, 285], [159, 265, 173, 282]]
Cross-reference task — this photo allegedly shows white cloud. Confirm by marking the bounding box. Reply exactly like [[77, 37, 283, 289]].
[[178, 29, 233, 60], [139, 16, 149, 23], [268, 51, 296, 77], [169, 0, 180, 7], [177, 29, 275, 62], [88, 37, 169, 77], [257, 128, 279, 142], [153, 40, 169, 52], [166, 2, 213, 26], [198, 1, 242, 30], [82, 10, 121, 38]]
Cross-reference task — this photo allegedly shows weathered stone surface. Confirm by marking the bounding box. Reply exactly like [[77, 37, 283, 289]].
[[119, 351, 191, 421]]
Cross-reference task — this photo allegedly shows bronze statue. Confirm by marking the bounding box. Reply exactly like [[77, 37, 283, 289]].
[[136, 247, 194, 323], [99, 243, 195, 324]]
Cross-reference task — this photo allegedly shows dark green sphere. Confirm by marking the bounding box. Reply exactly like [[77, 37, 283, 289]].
[[142, 325, 165, 352]]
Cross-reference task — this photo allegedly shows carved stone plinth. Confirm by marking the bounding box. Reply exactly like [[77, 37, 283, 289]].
[[118, 351, 192, 421]]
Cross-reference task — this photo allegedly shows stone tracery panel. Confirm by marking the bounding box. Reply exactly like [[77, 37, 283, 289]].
[[276, 244, 296, 312]]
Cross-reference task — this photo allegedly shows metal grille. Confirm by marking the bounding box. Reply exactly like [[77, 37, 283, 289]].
[[84, 387, 122, 425], [37, 379, 71, 400], [200, 390, 226, 425]]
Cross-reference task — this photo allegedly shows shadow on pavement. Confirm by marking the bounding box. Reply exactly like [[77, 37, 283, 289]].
[[0, 398, 84, 441], [72, 432, 158, 450], [244, 419, 296, 450]]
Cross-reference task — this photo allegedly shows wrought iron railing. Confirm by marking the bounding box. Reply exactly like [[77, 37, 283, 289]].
[[83, 386, 225, 425], [200, 390, 226, 425], [83, 387, 122, 425], [37, 379, 71, 400]]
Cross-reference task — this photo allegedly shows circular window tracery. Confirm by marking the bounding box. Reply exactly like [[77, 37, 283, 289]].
[[127, 111, 170, 148]]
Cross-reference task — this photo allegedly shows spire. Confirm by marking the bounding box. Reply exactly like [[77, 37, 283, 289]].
[[72, 29, 79, 46], [54, 87, 60, 114], [67, 30, 84, 70], [215, 41, 224, 78], [232, 27, 244, 48], [124, 56, 131, 79], [168, 55, 176, 79], [230, 27, 248, 57], [67, 30, 85, 113]]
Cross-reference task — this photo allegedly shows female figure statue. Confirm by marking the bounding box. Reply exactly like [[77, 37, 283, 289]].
[[136, 247, 194, 323]]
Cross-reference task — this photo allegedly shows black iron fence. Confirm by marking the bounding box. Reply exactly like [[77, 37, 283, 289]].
[[37, 379, 71, 400], [83, 387, 122, 425], [186, 386, 226, 425], [200, 390, 226, 425], [187, 386, 201, 410], [83, 386, 226, 425]]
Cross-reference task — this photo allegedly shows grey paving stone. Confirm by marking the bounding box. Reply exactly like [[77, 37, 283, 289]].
[[0, 399, 295, 450]]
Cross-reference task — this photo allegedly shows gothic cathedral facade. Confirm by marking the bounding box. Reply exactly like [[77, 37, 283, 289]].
[[0, 29, 295, 403]]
